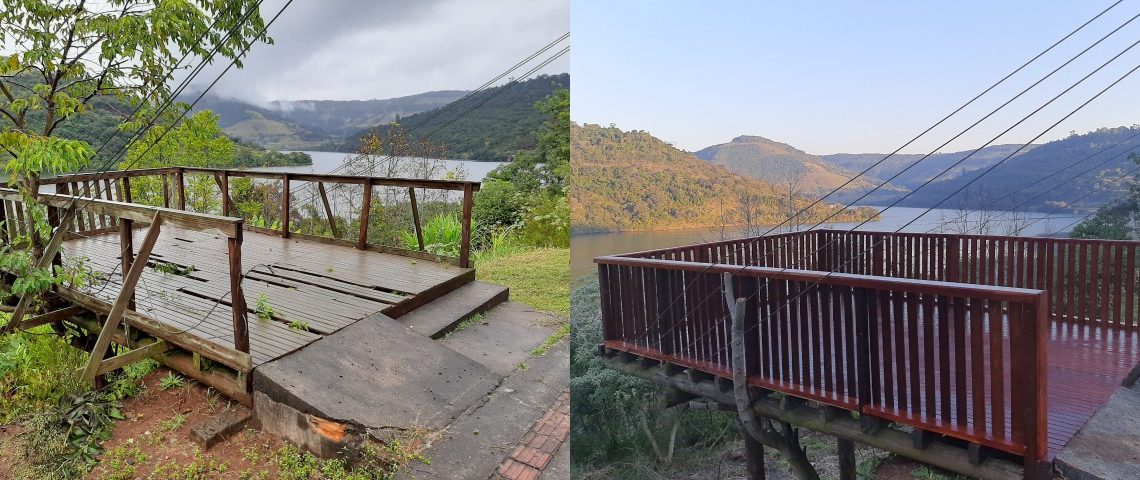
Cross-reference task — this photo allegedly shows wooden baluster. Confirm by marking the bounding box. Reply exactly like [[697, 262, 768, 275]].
[[460, 184, 473, 268], [161, 174, 170, 209], [228, 232, 249, 354], [103, 179, 117, 229], [122, 176, 133, 203], [358, 178, 372, 249], [316, 182, 339, 238], [281, 173, 290, 238], [408, 187, 425, 251]]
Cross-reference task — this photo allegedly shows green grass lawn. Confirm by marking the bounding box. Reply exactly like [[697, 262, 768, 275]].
[[476, 247, 569, 316]]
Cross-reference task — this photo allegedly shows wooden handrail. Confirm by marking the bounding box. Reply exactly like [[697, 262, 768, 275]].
[[0, 188, 242, 238]]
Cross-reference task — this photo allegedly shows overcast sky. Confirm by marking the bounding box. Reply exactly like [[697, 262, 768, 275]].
[[573, 0, 1140, 154], [190, 0, 568, 104]]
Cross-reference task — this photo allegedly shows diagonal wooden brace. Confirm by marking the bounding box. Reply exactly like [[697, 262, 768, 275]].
[[80, 212, 164, 384], [8, 216, 73, 328]]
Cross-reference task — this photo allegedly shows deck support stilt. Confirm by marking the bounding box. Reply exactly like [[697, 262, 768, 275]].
[[81, 213, 163, 384], [837, 437, 856, 480]]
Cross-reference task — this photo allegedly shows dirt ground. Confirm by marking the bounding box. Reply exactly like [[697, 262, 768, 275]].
[[662, 429, 972, 480], [85, 368, 290, 479]]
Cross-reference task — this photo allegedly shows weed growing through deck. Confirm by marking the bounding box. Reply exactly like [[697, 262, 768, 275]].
[[152, 260, 195, 276], [288, 320, 311, 332], [158, 372, 185, 391], [255, 293, 275, 321]]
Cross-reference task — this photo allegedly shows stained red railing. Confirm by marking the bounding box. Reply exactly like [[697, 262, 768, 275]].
[[596, 229, 1068, 477]]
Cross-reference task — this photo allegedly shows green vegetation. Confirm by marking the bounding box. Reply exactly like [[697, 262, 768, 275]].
[[401, 214, 463, 257], [288, 320, 312, 332], [570, 279, 738, 477], [531, 324, 569, 356], [344, 74, 568, 161], [255, 293, 276, 321], [477, 248, 569, 315], [271, 441, 427, 480], [158, 372, 185, 391], [571, 123, 877, 232]]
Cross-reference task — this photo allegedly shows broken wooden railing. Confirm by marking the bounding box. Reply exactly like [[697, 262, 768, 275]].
[[0, 186, 251, 380], [596, 232, 1053, 478], [34, 167, 481, 268]]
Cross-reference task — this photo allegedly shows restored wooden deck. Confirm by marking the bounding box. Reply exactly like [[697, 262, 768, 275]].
[[596, 230, 1140, 479], [62, 226, 474, 367]]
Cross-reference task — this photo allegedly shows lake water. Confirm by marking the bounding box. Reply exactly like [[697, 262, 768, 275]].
[[250, 150, 505, 181], [570, 206, 1087, 283]]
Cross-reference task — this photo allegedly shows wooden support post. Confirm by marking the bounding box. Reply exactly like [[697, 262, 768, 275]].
[[744, 426, 766, 480], [162, 174, 170, 209], [120, 218, 135, 310], [317, 182, 339, 238], [460, 184, 473, 268], [122, 176, 132, 203], [358, 179, 372, 250], [81, 213, 164, 384], [408, 187, 424, 251], [228, 233, 250, 354], [0, 197, 7, 243], [838, 438, 856, 480], [219, 173, 230, 216], [968, 443, 991, 466], [93, 340, 171, 376], [912, 429, 935, 450], [15, 305, 86, 331], [281, 173, 290, 238], [176, 168, 186, 211], [48, 184, 64, 269]]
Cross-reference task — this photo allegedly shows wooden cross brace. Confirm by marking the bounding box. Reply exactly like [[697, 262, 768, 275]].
[[80, 212, 165, 384]]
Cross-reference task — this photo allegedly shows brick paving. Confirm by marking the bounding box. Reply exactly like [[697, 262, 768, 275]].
[[497, 390, 570, 480]]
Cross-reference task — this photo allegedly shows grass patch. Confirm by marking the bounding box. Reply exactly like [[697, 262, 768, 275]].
[[531, 324, 569, 356], [158, 372, 185, 391], [445, 313, 485, 338], [476, 247, 569, 316]]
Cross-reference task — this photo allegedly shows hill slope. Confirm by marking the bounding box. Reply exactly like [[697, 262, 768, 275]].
[[188, 90, 466, 149], [895, 127, 1140, 212], [821, 144, 1035, 191], [344, 74, 570, 161], [571, 124, 874, 232], [695, 136, 894, 194]]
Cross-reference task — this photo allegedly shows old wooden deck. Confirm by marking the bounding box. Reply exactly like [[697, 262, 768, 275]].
[[61, 226, 473, 367]]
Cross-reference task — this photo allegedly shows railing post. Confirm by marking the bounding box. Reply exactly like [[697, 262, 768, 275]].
[[176, 168, 186, 211], [1012, 296, 1049, 479], [460, 184, 473, 268], [408, 187, 425, 251], [854, 287, 881, 433], [358, 178, 372, 250], [220, 172, 230, 217], [161, 174, 170, 209], [281, 173, 290, 238], [228, 230, 250, 354], [947, 236, 960, 283], [122, 176, 133, 203]]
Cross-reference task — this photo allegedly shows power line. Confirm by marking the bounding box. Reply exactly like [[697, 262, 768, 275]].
[[623, 5, 1140, 346]]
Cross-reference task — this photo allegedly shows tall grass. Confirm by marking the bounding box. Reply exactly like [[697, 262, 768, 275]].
[[400, 214, 463, 257], [0, 320, 88, 423]]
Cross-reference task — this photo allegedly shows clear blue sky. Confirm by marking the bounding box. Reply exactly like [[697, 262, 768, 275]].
[[571, 1, 1140, 154]]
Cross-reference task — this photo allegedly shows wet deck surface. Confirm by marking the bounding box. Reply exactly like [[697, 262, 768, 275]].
[[63, 226, 472, 366]]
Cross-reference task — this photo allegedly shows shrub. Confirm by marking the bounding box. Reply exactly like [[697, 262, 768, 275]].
[[519, 193, 569, 247], [473, 179, 523, 233]]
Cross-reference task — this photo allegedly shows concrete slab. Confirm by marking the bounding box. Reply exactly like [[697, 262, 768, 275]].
[[400, 341, 570, 480], [1055, 383, 1140, 480], [440, 302, 560, 376], [252, 313, 501, 434], [398, 281, 509, 339]]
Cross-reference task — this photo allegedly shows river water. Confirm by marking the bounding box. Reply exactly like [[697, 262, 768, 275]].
[[253, 150, 505, 181], [570, 207, 1087, 282]]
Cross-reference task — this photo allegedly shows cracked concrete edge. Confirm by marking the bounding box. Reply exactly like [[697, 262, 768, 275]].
[[398, 341, 570, 480]]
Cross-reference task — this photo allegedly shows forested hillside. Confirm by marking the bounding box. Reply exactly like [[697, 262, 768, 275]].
[[822, 144, 1034, 191], [894, 126, 1140, 212], [344, 74, 570, 161], [695, 135, 888, 193], [189, 90, 465, 149], [571, 124, 875, 232]]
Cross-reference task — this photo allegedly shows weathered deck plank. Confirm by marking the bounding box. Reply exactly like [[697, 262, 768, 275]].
[[61, 226, 472, 367]]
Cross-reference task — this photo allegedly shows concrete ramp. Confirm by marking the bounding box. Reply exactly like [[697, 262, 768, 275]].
[[252, 313, 500, 438]]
